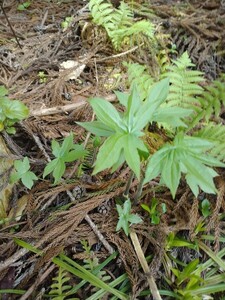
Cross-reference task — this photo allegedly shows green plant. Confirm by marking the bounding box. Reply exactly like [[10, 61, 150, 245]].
[[10, 157, 38, 189], [77, 78, 192, 180], [162, 238, 225, 300], [199, 198, 211, 218], [89, 0, 155, 50], [61, 16, 74, 31], [141, 198, 166, 224], [14, 238, 127, 300], [193, 124, 225, 161], [49, 267, 78, 300], [116, 198, 142, 236], [123, 62, 154, 101], [43, 133, 87, 184], [0, 86, 29, 134], [38, 71, 47, 83], [144, 131, 225, 198], [17, 1, 31, 11], [171, 259, 203, 300]]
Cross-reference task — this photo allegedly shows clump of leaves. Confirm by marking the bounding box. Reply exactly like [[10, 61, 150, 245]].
[[10, 157, 38, 189], [89, 0, 155, 50], [116, 198, 142, 236], [144, 132, 225, 198], [43, 133, 87, 184], [0, 86, 29, 134], [17, 1, 31, 11], [141, 198, 166, 224], [77, 78, 173, 179], [61, 16, 74, 31]]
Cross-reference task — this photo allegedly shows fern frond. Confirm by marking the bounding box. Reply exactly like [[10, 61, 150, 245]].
[[188, 75, 225, 128], [198, 75, 225, 121], [112, 1, 133, 28], [193, 124, 225, 161], [164, 52, 204, 109], [89, 0, 114, 27], [49, 267, 76, 300], [127, 1, 156, 19], [124, 62, 154, 100], [89, 0, 155, 50]]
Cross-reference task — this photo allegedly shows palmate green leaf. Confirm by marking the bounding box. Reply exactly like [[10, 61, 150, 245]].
[[123, 134, 148, 179], [93, 134, 125, 175], [116, 199, 142, 236], [77, 121, 115, 137], [144, 133, 225, 198], [89, 98, 125, 132], [152, 106, 193, 128], [133, 78, 169, 131], [114, 90, 129, 107]]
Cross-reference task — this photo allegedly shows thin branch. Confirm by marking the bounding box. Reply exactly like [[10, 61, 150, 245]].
[[0, 3, 22, 49]]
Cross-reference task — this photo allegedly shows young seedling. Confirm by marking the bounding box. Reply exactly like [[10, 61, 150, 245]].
[[141, 198, 166, 224], [17, 1, 31, 11], [199, 198, 211, 218], [10, 157, 38, 189], [43, 133, 87, 184], [77, 78, 171, 180], [116, 198, 142, 236]]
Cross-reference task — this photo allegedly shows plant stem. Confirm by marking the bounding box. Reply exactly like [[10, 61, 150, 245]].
[[124, 171, 134, 197], [130, 231, 162, 300], [134, 175, 145, 204]]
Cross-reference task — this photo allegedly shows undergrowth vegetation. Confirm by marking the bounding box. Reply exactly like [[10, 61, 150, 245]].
[[1, 0, 225, 299]]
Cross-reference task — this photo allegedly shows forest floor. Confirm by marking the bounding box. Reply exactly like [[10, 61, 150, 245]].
[[0, 0, 225, 299]]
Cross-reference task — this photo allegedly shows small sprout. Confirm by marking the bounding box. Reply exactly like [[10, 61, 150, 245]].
[[10, 157, 38, 189], [200, 198, 211, 218], [38, 71, 47, 83], [141, 198, 166, 225], [43, 133, 87, 184], [116, 198, 142, 236], [17, 1, 31, 11], [61, 16, 74, 31]]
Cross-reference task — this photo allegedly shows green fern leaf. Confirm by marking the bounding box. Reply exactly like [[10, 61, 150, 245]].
[[193, 124, 225, 161], [124, 62, 154, 100], [164, 52, 204, 109], [89, 0, 155, 50], [49, 267, 77, 300]]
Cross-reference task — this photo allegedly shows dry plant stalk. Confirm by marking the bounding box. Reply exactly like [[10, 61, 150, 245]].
[[130, 230, 162, 300]]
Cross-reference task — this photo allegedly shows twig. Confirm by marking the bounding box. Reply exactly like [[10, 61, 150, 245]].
[[19, 263, 55, 300], [96, 44, 144, 62], [0, 248, 28, 272], [0, 3, 22, 49], [29, 94, 117, 117], [66, 190, 115, 254], [85, 214, 114, 254], [130, 231, 162, 300]]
